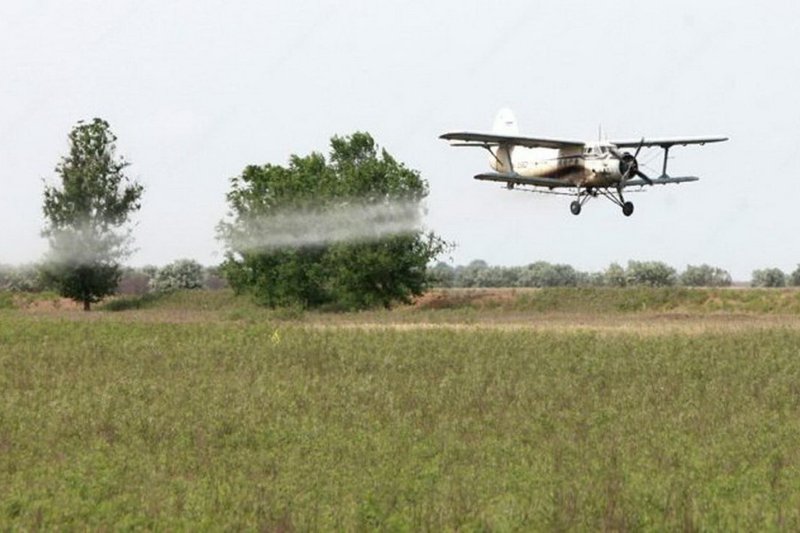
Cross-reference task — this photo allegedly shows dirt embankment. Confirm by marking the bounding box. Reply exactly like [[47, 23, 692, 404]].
[[412, 288, 522, 309], [14, 295, 83, 312]]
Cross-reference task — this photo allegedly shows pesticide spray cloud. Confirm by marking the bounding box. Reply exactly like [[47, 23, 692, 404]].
[[43, 221, 130, 266], [228, 199, 424, 252]]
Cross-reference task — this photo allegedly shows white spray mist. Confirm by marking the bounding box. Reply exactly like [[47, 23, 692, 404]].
[[227, 199, 423, 252]]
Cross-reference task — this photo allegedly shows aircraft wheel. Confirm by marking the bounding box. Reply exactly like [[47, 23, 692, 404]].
[[570, 201, 581, 215], [622, 201, 634, 217]]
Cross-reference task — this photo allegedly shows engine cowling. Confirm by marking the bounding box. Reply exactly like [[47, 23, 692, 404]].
[[619, 152, 638, 180]]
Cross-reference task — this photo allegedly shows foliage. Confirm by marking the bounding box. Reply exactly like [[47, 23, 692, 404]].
[[580, 271, 607, 287], [428, 260, 706, 289], [517, 261, 579, 287], [624, 260, 677, 287], [751, 268, 786, 288], [450, 260, 490, 288], [679, 264, 733, 287], [149, 259, 205, 293], [427, 261, 456, 288], [473, 265, 517, 288], [3, 311, 800, 529], [117, 265, 228, 295], [604, 262, 627, 287], [0, 264, 46, 292], [219, 132, 446, 309], [789, 265, 800, 287], [40, 118, 143, 310]]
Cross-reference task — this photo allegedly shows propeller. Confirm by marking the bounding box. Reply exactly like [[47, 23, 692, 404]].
[[618, 138, 653, 186]]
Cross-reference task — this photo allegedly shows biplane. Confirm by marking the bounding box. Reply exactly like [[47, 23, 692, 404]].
[[440, 109, 727, 216]]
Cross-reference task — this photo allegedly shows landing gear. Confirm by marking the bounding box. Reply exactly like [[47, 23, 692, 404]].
[[622, 201, 634, 217], [569, 187, 592, 215], [577, 186, 635, 216]]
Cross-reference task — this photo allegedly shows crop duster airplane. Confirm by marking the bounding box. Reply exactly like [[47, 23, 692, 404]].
[[440, 109, 727, 216]]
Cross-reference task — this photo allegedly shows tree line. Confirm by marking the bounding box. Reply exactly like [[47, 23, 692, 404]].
[[6, 259, 800, 294], [429, 260, 800, 288], [0, 261, 225, 295]]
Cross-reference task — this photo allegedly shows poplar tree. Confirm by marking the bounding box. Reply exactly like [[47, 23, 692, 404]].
[[41, 118, 143, 310]]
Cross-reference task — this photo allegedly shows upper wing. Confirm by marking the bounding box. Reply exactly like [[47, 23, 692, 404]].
[[473, 172, 574, 188], [609, 136, 728, 149], [440, 131, 584, 150]]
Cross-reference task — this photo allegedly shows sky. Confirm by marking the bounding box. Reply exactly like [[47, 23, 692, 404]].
[[1, 0, 798, 280]]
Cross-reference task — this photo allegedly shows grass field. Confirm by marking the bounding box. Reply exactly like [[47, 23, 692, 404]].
[[2, 288, 800, 529]]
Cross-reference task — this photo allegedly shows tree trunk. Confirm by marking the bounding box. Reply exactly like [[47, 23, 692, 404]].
[[83, 300, 91, 312]]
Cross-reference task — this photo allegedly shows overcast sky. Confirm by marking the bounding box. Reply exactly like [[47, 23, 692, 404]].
[[1, 1, 798, 279]]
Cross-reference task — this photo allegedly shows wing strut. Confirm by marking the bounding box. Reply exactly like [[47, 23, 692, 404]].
[[503, 145, 514, 174], [661, 146, 670, 178], [482, 145, 503, 167], [480, 144, 514, 174]]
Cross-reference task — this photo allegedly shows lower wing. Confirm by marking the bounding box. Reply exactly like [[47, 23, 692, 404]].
[[474, 173, 573, 189], [474, 172, 699, 189], [622, 176, 699, 187]]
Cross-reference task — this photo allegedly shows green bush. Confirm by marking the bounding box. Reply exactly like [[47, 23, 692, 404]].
[[625, 261, 677, 287], [150, 259, 204, 293], [0, 264, 46, 292], [680, 264, 732, 287], [789, 265, 800, 287], [751, 268, 786, 288]]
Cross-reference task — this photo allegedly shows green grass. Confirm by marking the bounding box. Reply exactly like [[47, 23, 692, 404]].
[[2, 308, 800, 529]]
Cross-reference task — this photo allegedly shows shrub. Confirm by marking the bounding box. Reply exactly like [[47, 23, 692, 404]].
[[428, 262, 456, 288], [789, 265, 800, 287], [604, 263, 627, 287], [680, 264, 732, 287], [150, 259, 205, 293], [517, 262, 578, 287], [626, 261, 677, 287], [0, 264, 46, 292], [453, 260, 490, 288], [751, 268, 786, 288]]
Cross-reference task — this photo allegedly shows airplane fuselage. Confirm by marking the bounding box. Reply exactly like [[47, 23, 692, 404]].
[[490, 143, 625, 188]]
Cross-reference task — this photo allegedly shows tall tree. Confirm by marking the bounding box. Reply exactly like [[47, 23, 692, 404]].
[[41, 118, 143, 310], [219, 132, 447, 309]]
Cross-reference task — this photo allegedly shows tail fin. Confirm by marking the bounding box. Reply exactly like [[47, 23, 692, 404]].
[[493, 108, 518, 135], [490, 108, 517, 172]]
